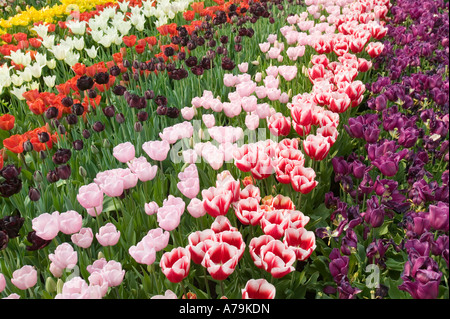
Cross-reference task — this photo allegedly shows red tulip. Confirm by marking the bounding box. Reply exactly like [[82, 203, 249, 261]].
[[187, 229, 217, 264], [283, 227, 316, 261], [242, 278, 276, 299], [0, 114, 15, 131], [290, 102, 313, 126], [202, 187, 233, 218], [303, 134, 331, 161], [260, 210, 290, 240], [260, 240, 296, 278], [210, 216, 238, 233], [234, 197, 264, 226], [216, 230, 246, 260], [160, 247, 191, 283], [201, 242, 239, 280], [290, 165, 318, 194], [267, 113, 291, 137], [123, 35, 137, 47], [249, 235, 276, 269]]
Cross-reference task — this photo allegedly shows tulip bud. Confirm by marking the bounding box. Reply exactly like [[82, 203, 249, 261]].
[[103, 105, 115, 117], [38, 132, 50, 143], [23, 140, 33, 152], [45, 277, 57, 293], [78, 166, 87, 178], [33, 170, 43, 183], [58, 125, 66, 135], [39, 150, 47, 160], [134, 121, 142, 132], [45, 106, 58, 119], [61, 96, 73, 108], [46, 170, 60, 183], [91, 144, 99, 154], [82, 129, 91, 139], [98, 251, 105, 260], [28, 187, 41, 201], [115, 113, 125, 124], [56, 278, 64, 295], [102, 139, 111, 148], [73, 139, 84, 151], [92, 121, 105, 132], [72, 103, 84, 116]]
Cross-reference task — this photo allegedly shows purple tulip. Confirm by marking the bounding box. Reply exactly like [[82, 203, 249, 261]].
[[428, 201, 449, 232]]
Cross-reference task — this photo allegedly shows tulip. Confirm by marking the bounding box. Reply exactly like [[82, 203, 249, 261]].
[[283, 228, 316, 261], [290, 166, 318, 194], [31, 211, 60, 241], [113, 142, 135, 163], [260, 239, 296, 278], [242, 279, 276, 299], [129, 237, 156, 266], [428, 202, 449, 232], [77, 183, 104, 210], [55, 276, 102, 299], [0, 273, 5, 293], [234, 197, 264, 226], [188, 229, 218, 265], [71, 227, 94, 249], [144, 201, 159, 216], [201, 242, 239, 280], [202, 187, 233, 218], [127, 157, 158, 182], [11, 265, 38, 290], [58, 210, 82, 235], [160, 247, 191, 283], [49, 243, 78, 271], [142, 140, 171, 161], [303, 134, 331, 161], [96, 223, 120, 247]]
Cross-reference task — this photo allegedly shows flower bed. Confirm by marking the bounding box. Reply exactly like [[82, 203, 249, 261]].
[[0, 0, 448, 300]]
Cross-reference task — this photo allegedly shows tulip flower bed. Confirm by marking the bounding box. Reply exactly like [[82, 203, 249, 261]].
[[0, 0, 448, 301]]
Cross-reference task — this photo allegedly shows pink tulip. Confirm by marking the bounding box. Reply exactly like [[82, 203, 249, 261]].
[[127, 156, 158, 182], [87, 272, 109, 297], [182, 149, 198, 164], [157, 195, 185, 231], [245, 113, 260, 131], [238, 62, 248, 73], [202, 187, 233, 218], [187, 198, 207, 218], [234, 197, 264, 226], [55, 276, 102, 299], [77, 183, 104, 210], [98, 260, 125, 287], [201, 242, 239, 280], [278, 65, 298, 82], [223, 74, 237, 87], [0, 273, 6, 293], [259, 42, 270, 53], [151, 290, 178, 299], [222, 101, 242, 118], [267, 34, 277, 43], [263, 74, 279, 88], [144, 201, 159, 215], [59, 210, 83, 235], [260, 210, 290, 240], [32, 211, 60, 241], [267, 47, 281, 59], [49, 242, 78, 271], [96, 223, 120, 246], [146, 228, 170, 251], [255, 103, 271, 119], [71, 227, 94, 249], [86, 204, 103, 217], [113, 142, 135, 163], [242, 278, 276, 299], [202, 114, 215, 128], [266, 88, 281, 101], [255, 86, 267, 99], [159, 122, 194, 144], [236, 80, 256, 97], [142, 140, 171, 161], [181, 107, 195, 120], [241, 95, 257, 113], [187, 229, 217, 264], [98, 175, 124, 198], [177, 178, 200, 199], [128, 237, 156, 265], [11, 265, 37, 290]]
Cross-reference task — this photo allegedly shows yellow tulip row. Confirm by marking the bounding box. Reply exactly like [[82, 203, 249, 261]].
[[0, 0, 117, 34]]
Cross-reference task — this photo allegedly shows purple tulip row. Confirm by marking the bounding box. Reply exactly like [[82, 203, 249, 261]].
[[319, 0, 449, 299]]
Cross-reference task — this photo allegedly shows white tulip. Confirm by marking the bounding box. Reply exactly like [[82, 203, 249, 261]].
[[73, 37, 85, 51], [31, 23, 49, 38], [19, 68, 33, 82], [43, 75, 57, 88], [85, 46, 98, 59], [118, 0, 130, 12], [114, 20, 132, 35], [29, 81, 40, 91], [11, 74, 24, 87], [98, 35, 114, 48], [50, 45, 69, 60], [34, 52, 48, 67], [10, 86, 28, 100], [28, 63, 43, 78], [67, 20, 87, 35], [41, 35, 55, 49], [64, 51, 80, 67], [46, 59, 57, 70], [90, 30, 104, 43]]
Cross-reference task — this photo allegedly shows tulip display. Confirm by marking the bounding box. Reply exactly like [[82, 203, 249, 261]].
[[0, 0, 447, 302]]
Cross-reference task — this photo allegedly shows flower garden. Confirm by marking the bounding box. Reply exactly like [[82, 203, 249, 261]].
[[0, 0, 448, 300]]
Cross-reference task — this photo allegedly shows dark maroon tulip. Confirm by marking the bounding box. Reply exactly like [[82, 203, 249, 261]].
[[93, 121, 105, 132], [155, 95, 168, 106], [66, 114, 78, 125], [137, 111, 148, 122], [166, 107, 180, 119], [52, 148, 71, 165], [0, 214, 24, 238], [82, 129, 91, 139], [26, 231, 51, 251], [76, 75, 94, 91], [38, 131, 50, 143], [46, 170, 60, 183], [103, 105, 115, 117], [0, 177, 22, 197], [364, 195, 385, 228], [73, 139, 84, 151], [221, 57, 235, 70], [45, 106, 58, 119], [0, 164, 21, 180], [57, 164, 71, 180], [113, 85, 126, 96], [28, 187, 41, 201], [109, 65, 121, 77], [115, 113, 125, 124], [61, 96, 73, 107], [0, 230, 8, 250], [94, 72, 110, 85], [72, 103, 84, 116]]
